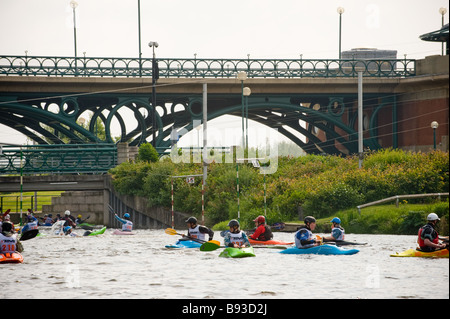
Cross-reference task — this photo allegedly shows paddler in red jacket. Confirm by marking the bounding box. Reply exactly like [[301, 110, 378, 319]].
[[249, 215, 273, 241], [417, 213, 447, 252]]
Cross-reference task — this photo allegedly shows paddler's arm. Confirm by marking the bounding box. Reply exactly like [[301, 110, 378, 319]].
[[114, 214, 126, 224], [199, 226, 214, 241], [249, 225, 264, 240], [242, 232, 251, 247], [224, 233, 233, 247], [296, 229, 318, 246]]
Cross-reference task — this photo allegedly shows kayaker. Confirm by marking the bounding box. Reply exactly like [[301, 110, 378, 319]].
[[417, 213, 447, 252], [21, 215, 39, 234], [294, 216, 320, 249], [185, 217, 214, 242], [114, 213, 133, 232], [323, 217, 345, 241], [249, 215, 273, 241], [223, 219, 251, 248], [0, 222, 23, 254], [63, 226, 79, 237], [62, 210, 77, 228]]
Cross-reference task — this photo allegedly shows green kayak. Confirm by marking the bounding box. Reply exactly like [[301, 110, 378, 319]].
[[86, 226, 107, 236], [219, 247, 255, 258]]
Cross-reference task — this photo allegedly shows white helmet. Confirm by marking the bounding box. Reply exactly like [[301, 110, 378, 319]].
[[427, 213, 440, 221], [64, 210, 71, 216]]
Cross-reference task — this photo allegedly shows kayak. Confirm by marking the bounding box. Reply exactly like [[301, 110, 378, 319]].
[[279, 244, 359, 255], [165, 240, 202, 249], [219, 247, 256, 258], [249, 238, 293, 246], [0, 252, 24, 264], [390, 248, 449, 258], [86, 226, 107, 236], [112, 229, 136, 235]]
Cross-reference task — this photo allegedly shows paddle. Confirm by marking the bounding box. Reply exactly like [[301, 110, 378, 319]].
[[165, 228, 220, 246], [322, 238, 367, 246], [19, 229, 39, 241]]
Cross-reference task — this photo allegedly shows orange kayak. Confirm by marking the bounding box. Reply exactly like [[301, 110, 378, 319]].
[[0, 252, 24, 264], [249, 238, 293, 246]]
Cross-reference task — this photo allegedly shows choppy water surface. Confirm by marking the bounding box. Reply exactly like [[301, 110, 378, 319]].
[[1, 229, 448, 299]]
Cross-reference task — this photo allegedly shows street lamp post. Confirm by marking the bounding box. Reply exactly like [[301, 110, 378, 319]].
[[70, 0, 78, 76], [439, 8, 447, 56], [243, 87, 251, 152], [431, 121, 439, 150], [149, 41, 159, 147], [236, 71, 247, 149], [138, 0, 142, 76], [337, 7, 345, 60]]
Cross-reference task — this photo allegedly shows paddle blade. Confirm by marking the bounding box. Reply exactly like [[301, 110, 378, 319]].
[[200, 241, 221, 252], [165, 228, 178, 236], [20, 229, 39, 241]]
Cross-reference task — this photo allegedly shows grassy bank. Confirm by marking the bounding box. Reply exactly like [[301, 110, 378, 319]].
[[314, 202, 449, 236], [0, 191, 62, 213]]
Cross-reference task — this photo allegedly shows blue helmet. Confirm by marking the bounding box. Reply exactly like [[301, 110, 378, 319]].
[[330, 217, 341, 224], [63, 226, 72, 233], [124, 213, 130, 219]]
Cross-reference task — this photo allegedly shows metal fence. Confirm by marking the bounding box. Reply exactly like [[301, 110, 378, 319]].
[[0, 144, 117, 175], [0, 55, 416, 78]]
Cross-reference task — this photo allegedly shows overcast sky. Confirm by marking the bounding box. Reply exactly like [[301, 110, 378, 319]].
[[0, 0, 448, 147], [1, 0, 448, 59]]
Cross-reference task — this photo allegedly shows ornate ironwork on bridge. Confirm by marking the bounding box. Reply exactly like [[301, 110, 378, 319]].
[[0, 55, 415, 78]]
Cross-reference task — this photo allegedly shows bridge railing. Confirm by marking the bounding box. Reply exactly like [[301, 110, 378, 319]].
[[0, 144, 117, 175], [0, 55, 416, 78]]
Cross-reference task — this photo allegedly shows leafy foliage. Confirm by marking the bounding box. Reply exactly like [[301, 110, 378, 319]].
[[109, 149, 449, 231]]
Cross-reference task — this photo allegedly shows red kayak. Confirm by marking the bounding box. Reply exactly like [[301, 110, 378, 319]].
[[0, 252, 24, 264], [249, 238, 293, 246]]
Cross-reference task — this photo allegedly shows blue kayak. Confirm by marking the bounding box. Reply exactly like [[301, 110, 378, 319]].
[[280, 244, 359, 255], [165, 240, 202, 249]]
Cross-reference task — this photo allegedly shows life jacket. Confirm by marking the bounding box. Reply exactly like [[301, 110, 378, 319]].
[[331, 225, 345, 241], [253, 224, 273, 241], [418, 224, 439, 250], [188, 225, 206, 241], [122, 220, 133, 231], [229, 231, 245, 246], [294, 227, 315, 249], [0, 232, 18, 253]]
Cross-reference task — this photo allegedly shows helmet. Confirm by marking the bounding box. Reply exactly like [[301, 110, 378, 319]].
[[63, 226, 72, 233], [330, 217, 341, 224], [185, 217, 197, 224], [64, 210, 71, 216], [77, 215, 82, 218], [427, 213, 440, 221], [123, 213, 130, 219], [304, 216, 316, 224], [1, 221, 13, 232], [228, 219, 240, 228], [253, 215, 266, 224]]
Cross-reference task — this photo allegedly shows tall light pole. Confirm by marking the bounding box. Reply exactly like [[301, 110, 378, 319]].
[[431, 121, 439, 150], [337, 7, 345, 60], [236, 71, 247, 149], [149, 41, 159, 147], [138, 0, 142, 76], [70, 0, 78, 76], [439, 7, 447, 56], [243, 87, 251, 151]]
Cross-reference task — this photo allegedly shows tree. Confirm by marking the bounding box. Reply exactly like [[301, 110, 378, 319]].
[[137, 143, 159, 163]]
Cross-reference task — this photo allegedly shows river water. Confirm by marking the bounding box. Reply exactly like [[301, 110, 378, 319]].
[[1, 229, 448, 299]]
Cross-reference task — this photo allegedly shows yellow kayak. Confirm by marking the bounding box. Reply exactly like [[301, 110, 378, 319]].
[[390, 248, 449, 258]]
